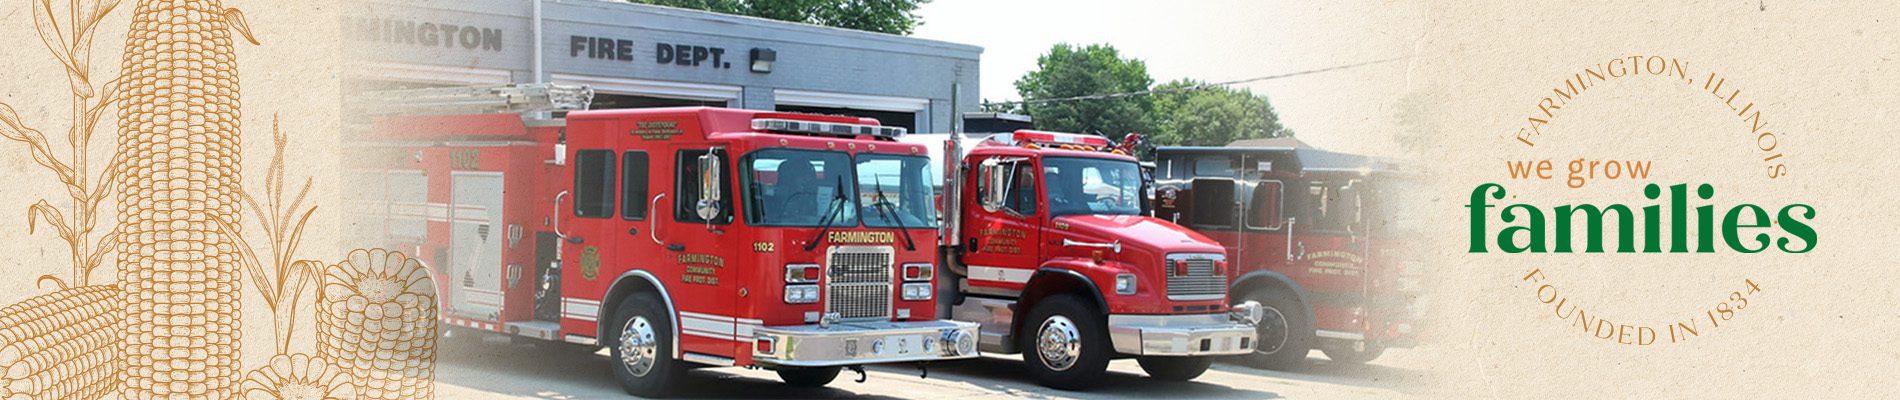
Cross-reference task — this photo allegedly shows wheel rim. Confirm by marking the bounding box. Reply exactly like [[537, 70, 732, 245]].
[[1254, 306, 1290, 355], [619, 316, 659, 377], [1036, 315, 1082, 371]]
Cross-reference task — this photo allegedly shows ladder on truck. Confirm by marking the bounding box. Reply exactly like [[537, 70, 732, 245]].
[[351, 83, 595, 117]]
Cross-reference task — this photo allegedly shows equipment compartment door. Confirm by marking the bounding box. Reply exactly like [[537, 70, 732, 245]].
[[448, 171, 507, 320]]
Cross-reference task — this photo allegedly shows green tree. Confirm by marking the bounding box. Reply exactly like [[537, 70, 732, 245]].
[[1149, 79, 1291, 147], [1014, 43, 1154, 139], [630, 0, 930, 35], [978, 99, 1023, 114]]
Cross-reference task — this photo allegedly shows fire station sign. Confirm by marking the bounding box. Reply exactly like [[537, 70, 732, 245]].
[[569, 35, 734, 70]]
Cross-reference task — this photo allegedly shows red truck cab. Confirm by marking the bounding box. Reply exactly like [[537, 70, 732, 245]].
[[354, 96, 979, 397], [1151, 146, 1421, 369], [931, 131, 1262, 390]]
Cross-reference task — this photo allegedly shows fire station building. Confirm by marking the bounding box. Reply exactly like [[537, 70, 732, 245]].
[[345, 0, 983, 132]]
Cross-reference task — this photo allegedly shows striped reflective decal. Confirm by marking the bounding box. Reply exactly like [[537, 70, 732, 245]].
[[678, 311, 763, 342], [561, 298, 601, 322], [967, 265, 1033, 284]]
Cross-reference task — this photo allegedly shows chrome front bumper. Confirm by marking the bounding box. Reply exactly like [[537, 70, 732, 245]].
[[752, 319, 981, 367], [1107, 305, 1259, 357]]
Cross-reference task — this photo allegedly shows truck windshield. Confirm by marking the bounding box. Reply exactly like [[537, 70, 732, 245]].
[[856, 154, 939, 228], [743, 149, 858, 227], [1368, 177, 1423, 237], [1044, 157, 1144, 217]]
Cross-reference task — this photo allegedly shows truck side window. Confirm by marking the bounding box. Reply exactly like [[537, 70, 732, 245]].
[[573, 150, 616, 218], [1246, 181, 1284, 229], [1292, 181, 1356, 233], [1192, 156, 1235, 178], [621, 151, 649, 221], [675, 149, 732, 224], [1004, 161, 1038, 215]]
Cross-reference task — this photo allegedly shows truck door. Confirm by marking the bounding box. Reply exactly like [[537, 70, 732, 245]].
[[1239, 176, 1288, 276], [660, 145, 740, 358], [564, 147, 622, 333], [1186, 155, 1242, 255], [1285, 177, 1370, 333], [960, 156, 1042, 291]]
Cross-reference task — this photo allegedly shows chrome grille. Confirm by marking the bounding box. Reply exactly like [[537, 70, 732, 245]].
[[826, 246, 894, 320], [1166, 254, 1228, 301]]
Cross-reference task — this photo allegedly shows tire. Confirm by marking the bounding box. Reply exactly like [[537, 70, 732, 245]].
[[1322, 344, 1386, 365], [1136, 356, 1213, 381], [1236, 288, 1313, 371], [1019, 294, 1112, 391], [608, 293, 685, 398], [776, 366, 843, 388]]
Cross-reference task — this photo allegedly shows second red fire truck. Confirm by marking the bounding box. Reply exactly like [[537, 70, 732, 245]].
[[927, 130, 1264, 390], [348, 85, 979, 397]]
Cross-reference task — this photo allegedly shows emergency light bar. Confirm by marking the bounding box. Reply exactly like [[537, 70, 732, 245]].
[[752, 118, 907, 139], [1012, 130, 1112, 149]]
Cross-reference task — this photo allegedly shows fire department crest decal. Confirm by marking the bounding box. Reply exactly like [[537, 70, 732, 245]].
[[580, 246, 601, 280]]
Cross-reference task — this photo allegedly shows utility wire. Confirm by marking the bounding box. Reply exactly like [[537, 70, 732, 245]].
[[990, 55, 1413, 106]]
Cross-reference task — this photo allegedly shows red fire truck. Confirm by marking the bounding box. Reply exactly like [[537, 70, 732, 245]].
[[1150, 146, 1421, 369], [348, 85, 979, 397], [927, 130, 1263, 390]]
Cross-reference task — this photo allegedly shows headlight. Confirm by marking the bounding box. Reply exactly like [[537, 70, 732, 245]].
[[784, 284, 819, 304], [785, 264, 820, 283], [902, 263, 934, 282], [1114, 273, 1136, 295], [901, 282, 933, 301]]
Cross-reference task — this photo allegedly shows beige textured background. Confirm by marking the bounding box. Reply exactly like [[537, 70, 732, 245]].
[[0, 0, 343, 379], [1403, 1, 1900, 397]]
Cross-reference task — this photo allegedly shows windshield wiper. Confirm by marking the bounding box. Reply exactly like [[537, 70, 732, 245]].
[[870, 176, 917, 251], [804, 175, 850, 251]]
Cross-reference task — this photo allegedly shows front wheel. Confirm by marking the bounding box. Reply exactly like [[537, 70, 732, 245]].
[[609, 293, 686, 398], [1322, 344, 1386, 365], [1020, 294, 1112, 391], [776, 366, 842, 388], [1236, 288, 1313, 371], [1136, 356, 1213, 381]]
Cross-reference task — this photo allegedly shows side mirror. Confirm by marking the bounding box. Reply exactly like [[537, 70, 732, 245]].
[[695, 150, 722, 221], [977, 158, 1012, 212]]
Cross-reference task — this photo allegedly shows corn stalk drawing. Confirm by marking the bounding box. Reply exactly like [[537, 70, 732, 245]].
[[1, 0, 124, 290], [0, 0, 128, 398], [212, 114, 320, 356]]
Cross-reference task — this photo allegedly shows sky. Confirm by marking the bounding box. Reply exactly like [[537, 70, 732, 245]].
[[910, 0, 1430, 156]]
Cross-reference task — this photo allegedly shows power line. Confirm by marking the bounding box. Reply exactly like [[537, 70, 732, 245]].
[[989, 55, 1413, 106]]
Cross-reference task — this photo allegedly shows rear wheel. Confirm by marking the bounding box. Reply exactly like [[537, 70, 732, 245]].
[[1236, 288, 1313, 370], [609, 293, 685, 398], [776, 366, 843, 387], [1323, 344, 1386, 365], [1020, 294, 1111, 391], [1136, 356, 1213, 381]]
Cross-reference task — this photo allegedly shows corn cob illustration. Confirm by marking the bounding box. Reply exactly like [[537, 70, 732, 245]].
[[240, 353, 357, 400], [317, 248, 438, 400], [0, 285, 121, 399], [116, 0, 259, 398]]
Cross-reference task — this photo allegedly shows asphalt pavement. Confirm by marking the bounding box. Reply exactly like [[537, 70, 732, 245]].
[[435, 332, 1433, 399]]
